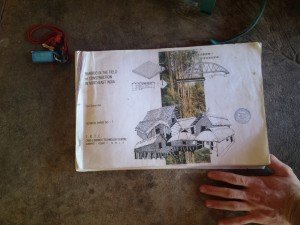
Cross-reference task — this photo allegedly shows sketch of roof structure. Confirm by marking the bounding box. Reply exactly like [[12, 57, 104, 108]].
[[177, 117, 196, 129], [195, 130, 216, 142], [135, 105, 176, 133], [196, 127, 234, 142], [171, 117, 196, 135], [143, 105, 176, 123], [177, 62, 229, 82], [132, 61, 162, 79], [135, 135, 160, 149], [168, 131, 196, 142], [191, 114, 230, 127], [136, 120, 169, 134], [135, 135, 171, 153], [191, 114, 204, 126], [207, 116, 231, 126]]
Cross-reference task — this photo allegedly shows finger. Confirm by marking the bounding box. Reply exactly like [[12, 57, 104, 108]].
[[205, 200, 251, 212], [207, 171, 251, 187], [218, 214, 261, 225], [200, 185, 247, 200], [268, 154, 293, 176]]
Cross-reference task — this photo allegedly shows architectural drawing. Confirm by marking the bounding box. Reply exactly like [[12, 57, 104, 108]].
[[132, 61, 162, 79], [133, 49, 234, 165], [134, 105, 235, 164], [177, 61, 230, 82]]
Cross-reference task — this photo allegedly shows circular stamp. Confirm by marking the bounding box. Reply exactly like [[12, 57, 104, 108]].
[[234, 108, 251, 124]]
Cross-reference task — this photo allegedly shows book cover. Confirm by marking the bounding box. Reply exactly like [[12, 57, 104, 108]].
[[75, 42, 269, 171]]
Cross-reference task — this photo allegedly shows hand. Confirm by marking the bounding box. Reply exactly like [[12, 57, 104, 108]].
[[200, 155, 300, 225]]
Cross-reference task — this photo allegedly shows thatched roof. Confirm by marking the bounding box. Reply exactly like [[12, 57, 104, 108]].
[[136, 105, 176, 134], [196, 127, 234, 142]]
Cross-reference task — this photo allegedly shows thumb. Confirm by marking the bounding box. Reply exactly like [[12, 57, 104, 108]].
[[267, 154, 292, 176]]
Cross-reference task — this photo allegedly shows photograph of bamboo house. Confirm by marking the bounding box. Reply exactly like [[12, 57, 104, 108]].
[[134, 105, 235, 164]]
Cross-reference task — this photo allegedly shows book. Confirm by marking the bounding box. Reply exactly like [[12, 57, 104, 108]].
[[75, 42, 269, 171]]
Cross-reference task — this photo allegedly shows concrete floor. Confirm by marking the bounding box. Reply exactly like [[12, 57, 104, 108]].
[[0, 0, 299, 224]]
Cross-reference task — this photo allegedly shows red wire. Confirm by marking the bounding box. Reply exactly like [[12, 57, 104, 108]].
[[26, 24, 69, 57]]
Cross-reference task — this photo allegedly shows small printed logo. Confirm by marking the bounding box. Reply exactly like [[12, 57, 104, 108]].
[[234, 108, 251, 124]]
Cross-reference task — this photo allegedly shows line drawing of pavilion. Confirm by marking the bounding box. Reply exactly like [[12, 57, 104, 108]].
[[176, 61, 230, 83]]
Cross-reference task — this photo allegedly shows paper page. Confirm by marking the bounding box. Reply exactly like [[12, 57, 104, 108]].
[[75, 42, 270, 171]]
